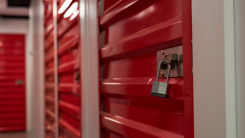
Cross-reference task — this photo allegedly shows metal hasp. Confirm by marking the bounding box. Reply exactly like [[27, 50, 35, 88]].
[[157, 45, 183, 78]]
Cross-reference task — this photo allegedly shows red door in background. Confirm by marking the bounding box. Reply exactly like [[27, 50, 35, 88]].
[[0, 34, 26, 132], [99, 0, 193, 138]]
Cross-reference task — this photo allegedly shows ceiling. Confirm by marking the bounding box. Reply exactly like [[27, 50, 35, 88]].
[[0, 0, 30, 17]]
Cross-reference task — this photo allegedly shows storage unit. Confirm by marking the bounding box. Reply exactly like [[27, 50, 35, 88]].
[[57, 0, 81, 138], [98, 0, 193, 138], [43, 0, 81, 137], [31, 0, 245, 137], [44, 0, 57, 137], [0, 34, 26, 132]]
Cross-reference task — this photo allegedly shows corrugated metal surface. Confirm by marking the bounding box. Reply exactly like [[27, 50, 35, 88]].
[[44, 0, 81, 137], [44, 0, 56, 138], [57, 0, 81, 137], [99, 0, 193, 137], [0, 34, 26, 132]]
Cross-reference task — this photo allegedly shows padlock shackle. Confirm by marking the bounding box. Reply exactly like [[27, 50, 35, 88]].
[[156, 59, 170, 81], [166, 64, 171, 83]]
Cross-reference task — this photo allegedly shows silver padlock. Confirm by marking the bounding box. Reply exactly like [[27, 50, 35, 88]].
[[150, 59, 171, 98]]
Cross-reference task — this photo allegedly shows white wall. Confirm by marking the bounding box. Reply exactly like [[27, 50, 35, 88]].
[[234, 0, 245, 138], [193, 0, 238, 138], [0, 18, 29, 33], [0, 18, 33, 132]]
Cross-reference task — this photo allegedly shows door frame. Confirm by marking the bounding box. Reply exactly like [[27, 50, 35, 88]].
[[192, 0, 237, 137], [79, 0, 100, 137]]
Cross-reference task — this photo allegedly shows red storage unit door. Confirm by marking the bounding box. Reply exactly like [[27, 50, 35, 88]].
[[44, 0, 56, 137], [57, 0, 81, 138], [99, 0, 193, 138], [0, 34, 26, 132]]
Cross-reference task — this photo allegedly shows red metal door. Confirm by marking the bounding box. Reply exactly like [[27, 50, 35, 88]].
[[99, 0, 193, 138], [44, 0, 57, 137], [0, 34, 26, 132], [57, 0, 81, 137], [44, 0, 82, 137]]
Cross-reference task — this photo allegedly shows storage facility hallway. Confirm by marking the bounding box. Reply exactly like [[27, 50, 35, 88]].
[[0, 132, 28, 138], [0, 0, 244, 138]]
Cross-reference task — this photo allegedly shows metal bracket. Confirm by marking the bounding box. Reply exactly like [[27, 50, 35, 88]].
[[75, 71, 80, 84], [157, 45, 183, 77]]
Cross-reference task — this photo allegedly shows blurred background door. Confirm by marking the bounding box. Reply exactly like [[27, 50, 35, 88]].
[[0, 34, 26, 132]]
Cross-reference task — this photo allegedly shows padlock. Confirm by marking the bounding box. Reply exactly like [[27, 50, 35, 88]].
[[150, 59, 171, 98]]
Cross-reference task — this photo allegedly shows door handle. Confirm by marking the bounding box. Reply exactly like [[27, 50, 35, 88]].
[[15, 80, 25, 85]]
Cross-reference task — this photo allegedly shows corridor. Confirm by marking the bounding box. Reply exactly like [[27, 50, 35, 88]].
[[0, 132, 28, 138], [0, 0, 244, 138]]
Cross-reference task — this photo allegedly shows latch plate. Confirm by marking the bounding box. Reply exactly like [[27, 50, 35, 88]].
[[157, 45, 183, 78]]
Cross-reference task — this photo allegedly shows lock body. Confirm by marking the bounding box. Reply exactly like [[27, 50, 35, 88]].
[[150, 81, 169, 98]]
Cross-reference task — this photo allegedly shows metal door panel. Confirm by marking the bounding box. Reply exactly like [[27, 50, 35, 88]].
[[46, 95, 55, 103], [45, 23, 54, 39], [101, 112, 183, 138], [0, 113, 25, 119], [44, 0, 57, 137], [60, 112, 80, 128], [45, 47, 55, 63], [0, 35, 25, 42], [58, 36, 79, 56], [101, 21, 182, 60], [100, 0, 159, 27], [45, 33, 54, 51], [0, 50, 24, 56], [0, 126, 26, 132], [0, 70, 24, 75], [0, 88, 25, 93], [0, 107, 25, 113], [0, 63, 24, 69], [0, 120, 25, 126], [0, 94, 25, 100], [59, 119, 80, 138], [59, 93, 80, 105], [44, 0, 82, 137], [45, 121, 56, 138], [56, 0, 81, 137], [58, 84, 80, 94], [44, 1, 53, 25], [58, 17, 79, 39], [45, 24, 54, 37], [0, 57, 24, 62], [0, 100, 25, 106], [105, 1, 182, 41], [57, 0, 68, 22], [99, 0, 193, 137], [59, 101, 80, 118], [0, 76, 25, 80]]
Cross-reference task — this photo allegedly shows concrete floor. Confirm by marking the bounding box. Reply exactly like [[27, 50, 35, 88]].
[[0, 132, 28, 138]]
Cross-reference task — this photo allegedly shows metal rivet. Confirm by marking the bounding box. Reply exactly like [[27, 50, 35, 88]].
[[161, 71, 164, 77], [161, 50, 165, 55]]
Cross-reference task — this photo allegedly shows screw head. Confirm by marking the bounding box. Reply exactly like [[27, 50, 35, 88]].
[[161, 71, 165, 77], [186, 91, 189, 97], [161, 50, 165, 55]]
